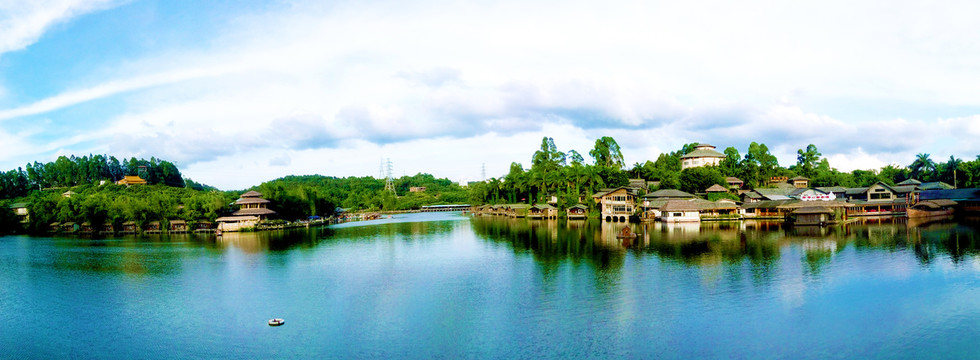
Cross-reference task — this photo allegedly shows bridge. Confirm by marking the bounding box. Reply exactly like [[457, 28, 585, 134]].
[[420, 204, 472, 212]]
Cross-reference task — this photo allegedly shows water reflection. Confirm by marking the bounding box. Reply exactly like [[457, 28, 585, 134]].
[[472, 216, 980, 273]]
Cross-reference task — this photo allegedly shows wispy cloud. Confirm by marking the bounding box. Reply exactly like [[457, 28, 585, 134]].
[[0, 0, 121, 54], [5, 0, 980, 188]]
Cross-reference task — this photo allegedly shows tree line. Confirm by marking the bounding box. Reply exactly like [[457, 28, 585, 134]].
[[0, 154, 187, 199]]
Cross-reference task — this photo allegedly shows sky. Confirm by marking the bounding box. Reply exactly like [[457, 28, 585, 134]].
[[2, 0, 980, 190]]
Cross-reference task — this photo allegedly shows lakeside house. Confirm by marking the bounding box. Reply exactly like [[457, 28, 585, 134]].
[[528, 204, 557, 219], [566, 204, 588, 219], [592, 187, 637, 222], [216, 191, 278, 232], [9, 202, 28, 225], [680, 143, 726, 170], [844, 182, 912, 216], [660, 200, 700, 222]]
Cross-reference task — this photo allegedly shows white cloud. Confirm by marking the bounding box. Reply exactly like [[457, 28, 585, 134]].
[[5, 0, 980, 187], [0, 0, 121, 54]]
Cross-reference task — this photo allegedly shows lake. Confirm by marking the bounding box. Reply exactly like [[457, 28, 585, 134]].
[[2, 212, 979, 359]]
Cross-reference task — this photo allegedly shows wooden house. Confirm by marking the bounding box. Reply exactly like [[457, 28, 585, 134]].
[[169, 220, 188, 233], [660, 200, 701, 222], [742, 200, 796, 219], [194, 221, 215, 232], [99, 223, 114, 234], [121, 221, 138, 234], [80, 222, 94, 234], [506, 204, 529, 218], [528, 204, 557, 219], [61, 222, 78, 233], [566, 204, 588, 219], [49, 222, 60, 233], [9, 202, 28, 225], [726, 177, 744, 191], [696, 199, 740, 220], [705, 184, 728, 194], [790, 176, 810, 188], [592, 187, 637, 222], [145, 221, 162, 234], [844, 182, 909, 216], [792, 206, 834, 226]]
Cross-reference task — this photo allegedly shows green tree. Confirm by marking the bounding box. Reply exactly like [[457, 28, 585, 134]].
[[588, 136, 625, 168], [795, 144, 821, 178], [679, 166, 726, 194], [909, 153, 936, 180]]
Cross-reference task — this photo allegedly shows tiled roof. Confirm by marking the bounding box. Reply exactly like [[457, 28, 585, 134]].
[[792, 206, 832, 214], [662, 199, 701, 212], [705, 184, 728, 192], [919, 189, 980, 201], [680, 148, 725, 159], [643, 189, 696, 199]]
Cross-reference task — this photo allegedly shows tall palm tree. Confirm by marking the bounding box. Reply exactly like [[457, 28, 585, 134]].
[[909, 153, 936, 181], [944, 155, 962, 188]]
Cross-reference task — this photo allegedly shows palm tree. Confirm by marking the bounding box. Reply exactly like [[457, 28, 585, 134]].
[[909, 153, 936, 181], [944, 155, 962, 188]]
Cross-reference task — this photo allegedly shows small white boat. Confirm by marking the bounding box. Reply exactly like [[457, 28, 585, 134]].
[[268, 318, 285, 326]]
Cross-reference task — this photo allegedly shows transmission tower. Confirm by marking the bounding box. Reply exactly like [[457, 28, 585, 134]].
[[378, 158, 385, 179], [384, 158, 396, 194]]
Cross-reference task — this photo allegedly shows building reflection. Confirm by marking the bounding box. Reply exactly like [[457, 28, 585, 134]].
[[472, 215, 980, 271]]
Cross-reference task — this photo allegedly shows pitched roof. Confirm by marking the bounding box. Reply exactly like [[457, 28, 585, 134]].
[[531, 204, 555, 210], [741, 191, 763, 199], [591, 187, 633, 198], [726, 177, 743, 183], [919, 182, 954, 190], [661, 199, 701, 212], [705, 184, 728, 192], [241, 190, 263, 198], [897, 178, 922, 186], [919, 188, 980, 201], [815, 186, 847, 193], [235, 197, 271, 205], [742, 199, 798, 209], [789, 176, 810, 181], [680, 148, 725, 159], [792, 206, 833, 215], [643, 189, 696, 199], [569, 204, 589, 210], [912, 200, 957, 209], [232, 208, 277, 216]]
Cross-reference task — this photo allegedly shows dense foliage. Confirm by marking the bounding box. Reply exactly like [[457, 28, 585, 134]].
[[0, 155, 185, 199]]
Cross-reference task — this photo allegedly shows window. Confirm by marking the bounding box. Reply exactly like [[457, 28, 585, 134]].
[[672, 213, 682, 217]]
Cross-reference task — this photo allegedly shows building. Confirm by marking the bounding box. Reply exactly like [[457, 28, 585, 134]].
[[528, 204, 557, 219], [8, 202, 28, 225], [116, 176, 147, 185], [660, 200, 701, 222], [592, 187, 637, 222], [566, 204, 589, 219], [789, 176, 810, 188], [680, 143, 726, 170], [726, 177, 744, 192], [792, 207, 834, 226], [705, 184, 728, 194], [843, 182, 910, 216], [216, 191, 278, 231], [410, 187, 427, 193]]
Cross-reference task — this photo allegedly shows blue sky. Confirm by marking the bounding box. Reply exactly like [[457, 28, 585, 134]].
[[2, 0, 980, 189]]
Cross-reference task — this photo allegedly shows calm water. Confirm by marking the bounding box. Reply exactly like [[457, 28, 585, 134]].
[[2, 213, 980, 359]]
